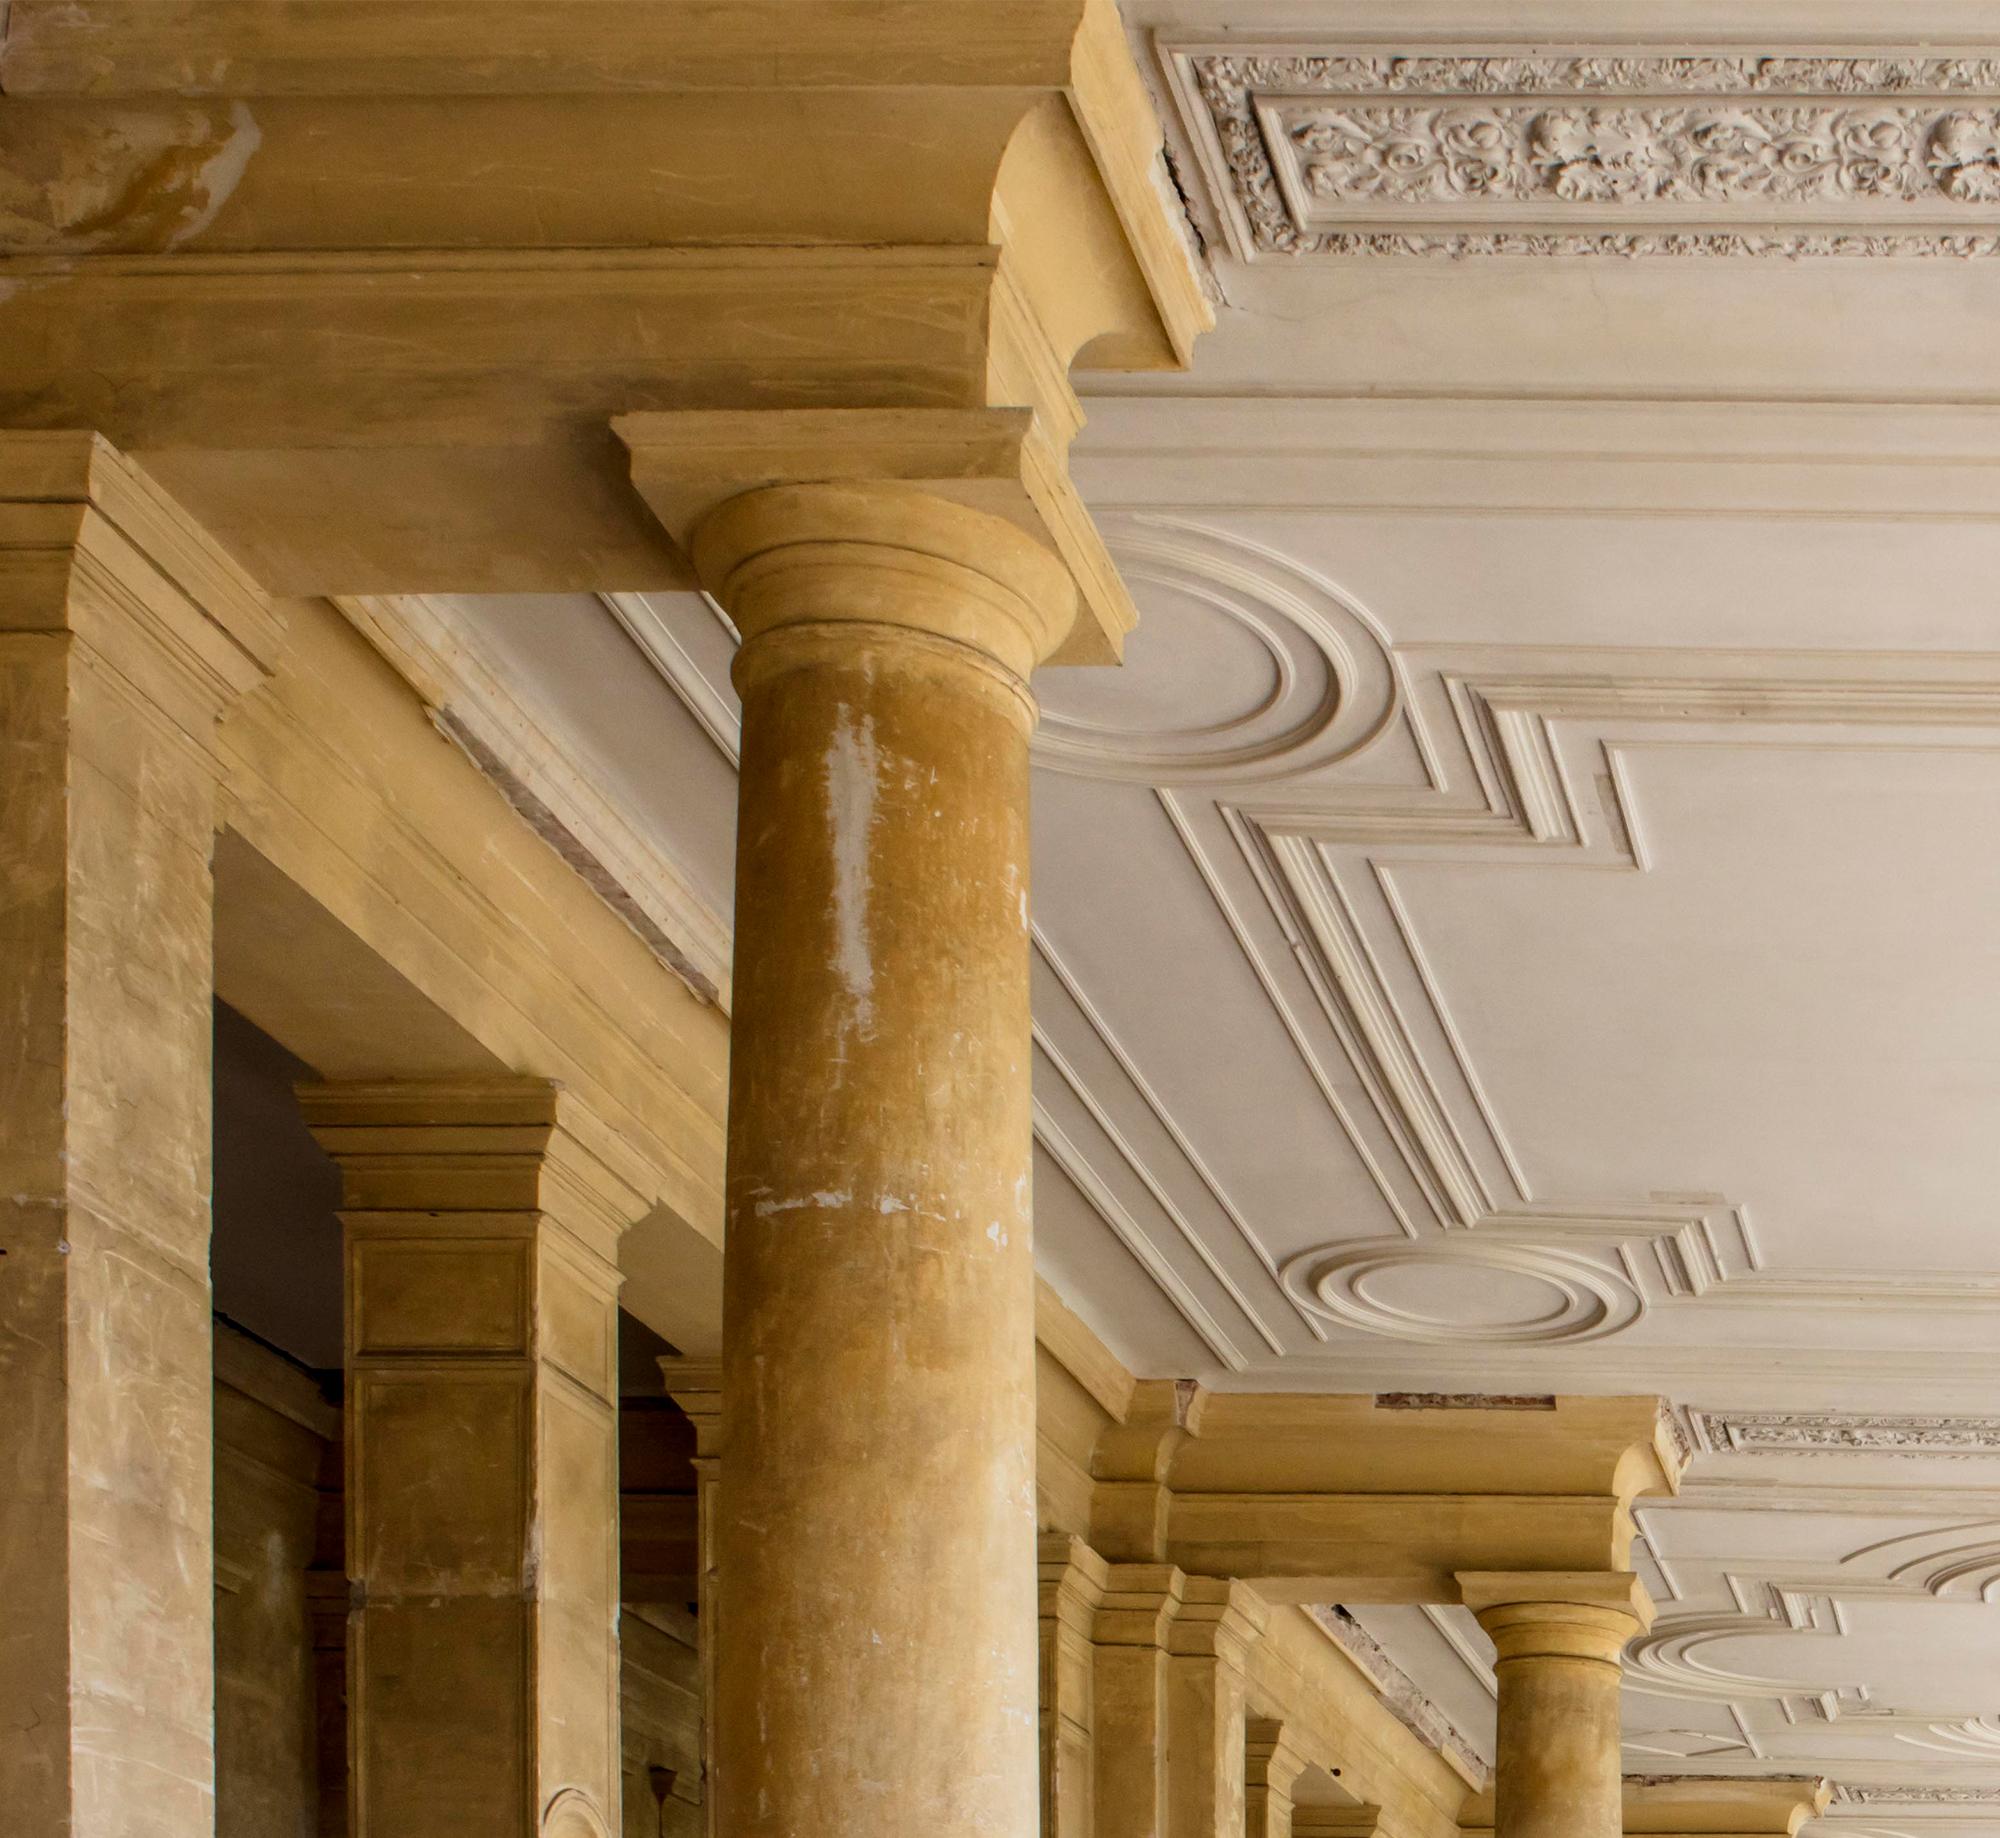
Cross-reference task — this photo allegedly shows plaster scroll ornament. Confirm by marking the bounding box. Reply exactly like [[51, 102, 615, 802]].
[[1170, 47, 2000, 256]]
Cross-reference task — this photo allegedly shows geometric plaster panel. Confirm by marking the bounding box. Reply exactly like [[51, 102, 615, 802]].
[[1162, 45, 2000, 259]]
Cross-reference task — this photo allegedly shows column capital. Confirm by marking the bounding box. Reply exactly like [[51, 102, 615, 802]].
[[1170, 1574, 1271, 1670], [658, 1356, 724, 1460], [1458, 1570, 1654, 1663], [0, 430, 278, 744], [297, 1077, 653, 1263], [1093, 1562, 1188, 1649], [1244, 1716, 1313, 1799], [618, 406, 1095, 674]]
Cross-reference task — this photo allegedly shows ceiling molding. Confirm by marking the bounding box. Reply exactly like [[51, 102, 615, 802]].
[[1159, 43, 2000, 259], [1074, 395, 2000, 522]]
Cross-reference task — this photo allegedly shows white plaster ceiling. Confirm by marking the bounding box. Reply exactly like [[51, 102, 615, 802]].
[[419, 0, 2000, 1813]]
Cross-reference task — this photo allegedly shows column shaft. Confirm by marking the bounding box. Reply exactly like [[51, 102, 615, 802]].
[[301, 1082, 646, 1838], [705, 482, 1076, 1838], [0, 434, 270, 1838]]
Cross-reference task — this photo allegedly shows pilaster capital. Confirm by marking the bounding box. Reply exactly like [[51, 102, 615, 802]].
[[658, 1356, 724, 1459], [0, 431, 278, 744], [1244, 1716, 1312, 1799], [1039, 1534, 1111, 1634], [297, 1078, 653, 1264], [1458, 1570, 1654, 1664], [1294, 1811, 1385, 1838], [618, 407, 1107, 673], [1093, 1562, 1188, 1649], [1170, 1575, 1271, 1672]]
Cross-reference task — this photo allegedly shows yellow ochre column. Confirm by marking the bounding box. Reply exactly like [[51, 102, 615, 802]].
[[1458, 1573, 1652, 1838], [696, 478, 1079, 1838]]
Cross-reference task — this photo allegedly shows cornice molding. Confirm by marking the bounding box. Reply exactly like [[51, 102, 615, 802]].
[[1161, 42, 2000, 258]]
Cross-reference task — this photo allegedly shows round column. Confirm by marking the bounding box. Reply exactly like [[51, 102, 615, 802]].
[[1462, 1574, 1651, 1838], [697, 482, 1078, 1838]]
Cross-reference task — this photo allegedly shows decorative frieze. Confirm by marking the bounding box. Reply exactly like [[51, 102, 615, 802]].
[[1691, 1410, 2000, 1456], [1166, 46, 2000, 257], [1831, 1783, 2000, 1804]]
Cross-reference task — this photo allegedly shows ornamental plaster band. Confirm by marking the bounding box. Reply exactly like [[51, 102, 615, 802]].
[[1162, 46, 2000, 256]]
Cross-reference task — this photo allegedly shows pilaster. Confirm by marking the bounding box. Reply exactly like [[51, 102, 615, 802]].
[[1169, 1578, 1272, 1838], [300, 1079, 650, 1838], [0, 429, 274, 1838], [658, 1356, 722, 1838], [1244, 1718, 1312, 1838], [1093, 1565, 1189, 1838], [1040, 1535, 1111, 1838]]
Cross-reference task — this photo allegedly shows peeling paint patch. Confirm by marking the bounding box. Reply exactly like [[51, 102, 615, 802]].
[[0, 98, 260, 253], [752, 1190, 852, 1219], [825, 706, 879, 1037], [166, 99, 261, 250]]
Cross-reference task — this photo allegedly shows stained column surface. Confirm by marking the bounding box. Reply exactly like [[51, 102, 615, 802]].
[[706, 482, 1076, 1838]]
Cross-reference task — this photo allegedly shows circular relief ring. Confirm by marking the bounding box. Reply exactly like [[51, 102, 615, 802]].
[[1032, 516, 1397, 784], [1281, 1237, 1643, 1345]]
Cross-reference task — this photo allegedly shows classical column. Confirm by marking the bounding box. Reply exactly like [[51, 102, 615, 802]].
[[1244, 1718, 1311, 1838], [681, 472, 1079, 1838], [299, 1081, 649, 1838], [0, 432, 274, 1837], [1458, 1573, 1653, 1838]]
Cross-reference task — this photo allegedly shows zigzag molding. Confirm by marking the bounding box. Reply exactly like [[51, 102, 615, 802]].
[[1180, 616, 2000, 1347]]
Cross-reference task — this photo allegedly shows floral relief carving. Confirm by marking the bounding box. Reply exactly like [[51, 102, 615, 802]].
[[1178, 48, 2000, 255], [1285, 105, 2000, 209], [1691, 1409, 2000, 1454]]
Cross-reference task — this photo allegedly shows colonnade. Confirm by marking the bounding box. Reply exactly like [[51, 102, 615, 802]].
[[0, 6, 1769, 1838]]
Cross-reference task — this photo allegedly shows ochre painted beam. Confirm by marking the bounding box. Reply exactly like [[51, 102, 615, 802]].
[[0, 0, 1208, 609]]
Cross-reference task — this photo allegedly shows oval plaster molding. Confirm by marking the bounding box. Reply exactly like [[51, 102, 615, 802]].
[[1031, 517, 1397, 784], [1845, 1519, 2000, 1599], [1895, 1716, 2000, 1756], [1280, 1237, 1642, 1345], [1624, 1612, 1842, 1705]]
